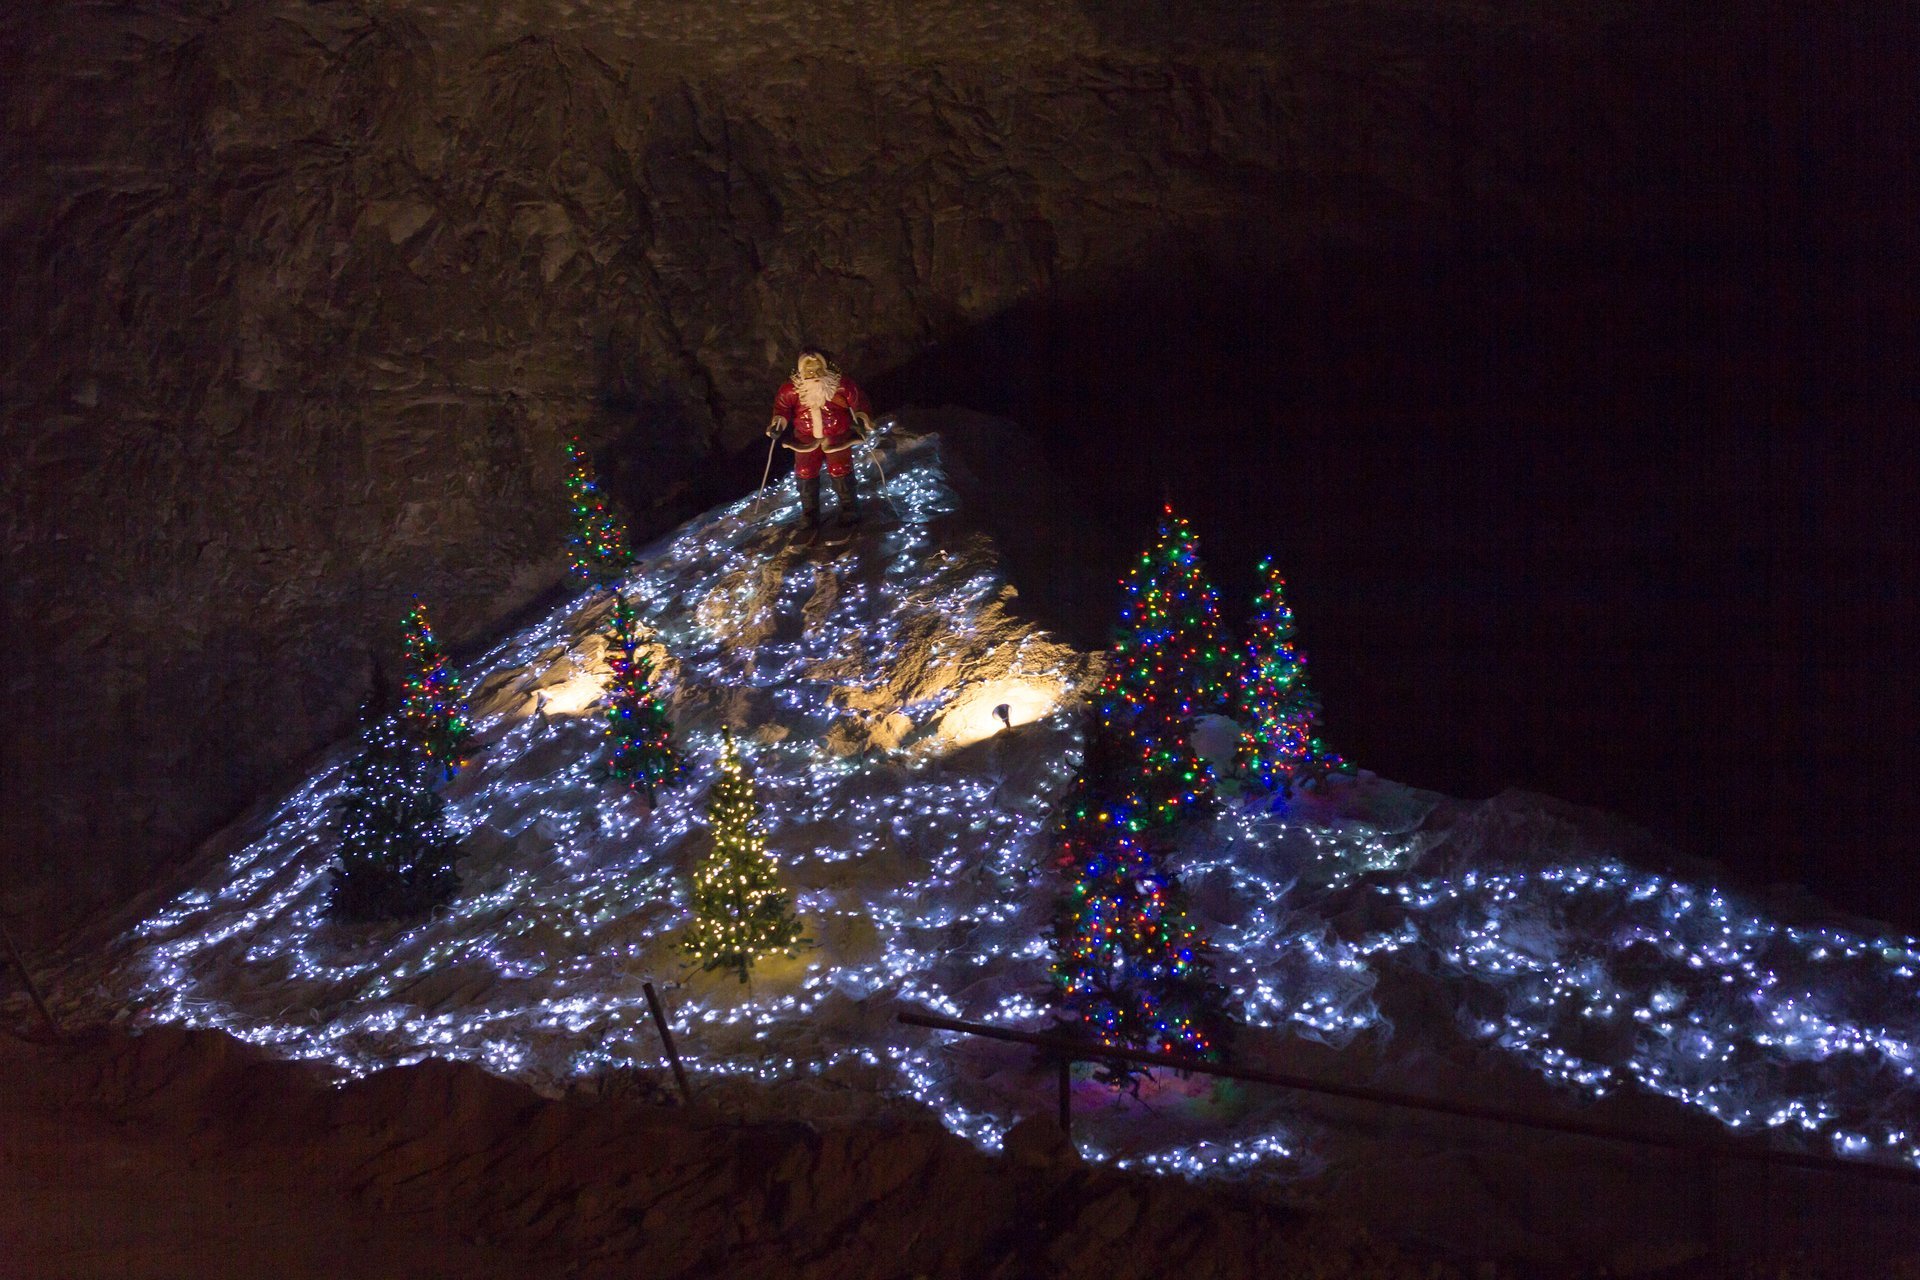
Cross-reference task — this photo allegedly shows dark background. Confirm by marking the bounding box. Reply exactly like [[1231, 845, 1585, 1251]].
[[881, 219, 1920, 929]]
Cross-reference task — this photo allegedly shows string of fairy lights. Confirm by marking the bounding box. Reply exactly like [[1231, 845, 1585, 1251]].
[[563, 437, 634, 585], [76, 434, 1920, 1180], [1233, 558, 1342, 791], [602, 590, 681, 799], [682, 730, 804, 981], [399, 598, 471, 780], [1363, 860, 1920, 1162]]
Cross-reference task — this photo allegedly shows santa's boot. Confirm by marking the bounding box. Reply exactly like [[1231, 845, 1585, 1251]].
[[829, 470, 862, 528], [794, 475, 822, 545]]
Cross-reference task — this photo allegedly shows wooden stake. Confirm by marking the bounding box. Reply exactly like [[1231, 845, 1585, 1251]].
[[0, 917, 60, 1039], [643, 981, 692, 1104]]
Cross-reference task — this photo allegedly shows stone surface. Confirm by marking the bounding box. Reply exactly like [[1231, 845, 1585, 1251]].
[[1002, 1110, 1080, 1169], [4, 0, 1913, 944], [0, 1025, 1442, 1280]]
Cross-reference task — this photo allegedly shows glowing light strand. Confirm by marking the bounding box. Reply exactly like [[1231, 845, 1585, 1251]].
[[70, 436, 1920, 1184], [1234, 558, 1344, 793], [682, 731, 804, 982], [602, 590, 683, 800], [399, 598, 471, 779], [564, 436, 635, 585]]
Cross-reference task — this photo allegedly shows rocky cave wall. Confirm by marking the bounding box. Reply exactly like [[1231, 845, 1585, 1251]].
[[3, 0, 1904, 946]]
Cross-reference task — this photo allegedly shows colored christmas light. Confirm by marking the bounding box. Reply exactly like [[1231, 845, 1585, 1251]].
[[329, 700, 459, 921], [1100, 504, 1233, 722], [564, 437, 635, 586], [399, 598, 471, 780], [1235, 557, 1345, 793], [88, 437, 1920, 1187], [683, 731, 804, 982], [1049, 718, 1233, 1072], [1046, 506, 1238, 1069], [1051, 816, 1230, 1068], [602, 590, 683, 801], [1089, 505, 1228, 827]]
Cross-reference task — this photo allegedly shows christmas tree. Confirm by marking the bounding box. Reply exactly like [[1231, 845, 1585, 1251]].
[[330, 695, 459, 921], [398, 598, 470, 780], [1048, 718, 1231, 1072], [1102, 504, 1233, 720], [1050, 716, 1138, 854], [1051, 823, 1230, 1067], [603, 591, 682, 801], [564, 437, 634, 586], [1235, 558, 1346, 793], [683, 731, 803, 982], [1045, 509, 1238, 1068], [1090, 505, 1226, 827]]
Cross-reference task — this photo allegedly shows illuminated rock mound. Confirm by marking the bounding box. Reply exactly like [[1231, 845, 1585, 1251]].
[[78, 430, 1920, 1191]]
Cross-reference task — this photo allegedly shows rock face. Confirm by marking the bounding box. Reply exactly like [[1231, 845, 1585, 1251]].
[[2, 1026, 1440, 1280], [4, 1, 1913, 943]]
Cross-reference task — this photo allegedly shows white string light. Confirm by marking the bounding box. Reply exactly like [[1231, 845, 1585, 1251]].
[[68, 433, 1920, 1180]]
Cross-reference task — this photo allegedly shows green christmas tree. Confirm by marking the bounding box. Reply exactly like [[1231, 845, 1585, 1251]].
[[683, 731, 803, 982], [1090, 505, 1226, 828], [1111, 693, 1216, 830], [564, 437, 634, 586], [603, 591, 682, 801], [398, 598, 470, 781], [1236, 558, 1346, 793], [330, 695, 459, 921], [1044, 504, 1241, 1069], [1102, 504, 1234, 720], [1051, 820, 1230, 1066], [1048, 718, 1232, 1074]]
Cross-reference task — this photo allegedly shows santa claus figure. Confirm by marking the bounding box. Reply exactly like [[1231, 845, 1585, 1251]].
[[767, 349, 874, 540]]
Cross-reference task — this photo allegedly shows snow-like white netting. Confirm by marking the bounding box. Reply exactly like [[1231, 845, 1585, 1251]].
[[94, 432, 1920, 1177]]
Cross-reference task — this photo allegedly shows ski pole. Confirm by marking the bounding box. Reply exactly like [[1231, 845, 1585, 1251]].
[[751, 434, 779, 515], [863, 437, 905, 522]]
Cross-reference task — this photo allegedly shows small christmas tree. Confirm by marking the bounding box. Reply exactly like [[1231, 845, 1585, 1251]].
[[603, 591, 682, 800], [1089, 505, 1226, 827], [683, 731, 803, 982], [330, 696, 459, 921], [564, 437, 634, 587], [1235, 558, 1345, 793], [398, 598, 470, 780], [1101, 504, 1233, 721], [1048, 718, 1233, 1073]]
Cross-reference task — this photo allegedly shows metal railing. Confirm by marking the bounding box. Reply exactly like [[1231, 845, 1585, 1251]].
[[898, 1009, 1920, 1188]]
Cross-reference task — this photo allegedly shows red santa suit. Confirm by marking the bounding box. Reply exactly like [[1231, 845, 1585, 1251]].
[[771, 370, 870, 480]]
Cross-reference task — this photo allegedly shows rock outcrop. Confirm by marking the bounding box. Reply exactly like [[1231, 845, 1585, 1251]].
[[2, 1025, 1441, 1280]]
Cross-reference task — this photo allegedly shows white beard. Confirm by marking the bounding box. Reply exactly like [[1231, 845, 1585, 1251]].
[[794, 372, 840, 410], [794, 371, 841, 435]]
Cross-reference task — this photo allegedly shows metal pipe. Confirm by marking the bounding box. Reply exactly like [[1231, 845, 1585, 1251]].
[[897, 1009, 1920, 1187], [644, 981, 692, 1104], [1057, 1054, 1072, 1139]]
